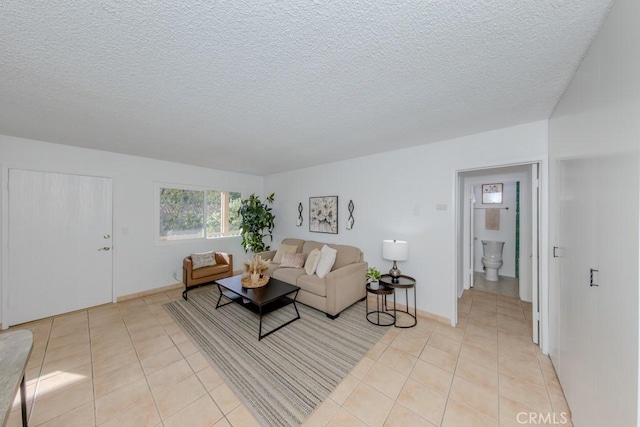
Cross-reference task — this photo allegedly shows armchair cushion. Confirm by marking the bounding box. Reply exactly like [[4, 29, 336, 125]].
[[192, 264, 229, 279], [182, 252, 233, 300], [191, 251, 217, 269]]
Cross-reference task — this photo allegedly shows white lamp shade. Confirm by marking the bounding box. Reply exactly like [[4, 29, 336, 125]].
[[382, 240, 408, 261]]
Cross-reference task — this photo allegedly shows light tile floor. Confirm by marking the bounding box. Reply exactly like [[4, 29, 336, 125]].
[[472, 273, 519, 298], [3, 287, 572, 426]]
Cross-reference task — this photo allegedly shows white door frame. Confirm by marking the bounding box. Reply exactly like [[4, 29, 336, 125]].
[[469, 186, 476, 288], [531, 163, 540, 344], [454, 160, 549, 353]]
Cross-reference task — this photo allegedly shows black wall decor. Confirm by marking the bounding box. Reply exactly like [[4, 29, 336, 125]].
[[346, 200, 354, 230], [296, 202, 303, 226]]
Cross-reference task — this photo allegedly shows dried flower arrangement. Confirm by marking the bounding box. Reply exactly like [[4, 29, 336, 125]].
[[244, 255, 269, 276]]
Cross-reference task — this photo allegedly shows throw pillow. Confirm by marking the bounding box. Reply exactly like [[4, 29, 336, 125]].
[[280, 252, 307, 268], [191, 251, 216, 269], [304, 248, 321, 275], [272, 244, 298, 264], [315, 245, 337, 278]]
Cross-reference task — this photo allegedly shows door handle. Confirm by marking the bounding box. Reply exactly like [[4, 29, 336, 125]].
[[98, 247, 111, 251]]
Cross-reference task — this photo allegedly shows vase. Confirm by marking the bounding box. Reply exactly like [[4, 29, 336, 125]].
[[251, 272, 260, 283]]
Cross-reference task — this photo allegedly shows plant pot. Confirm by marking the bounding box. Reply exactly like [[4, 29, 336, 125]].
[[369, 281, 379, 290]]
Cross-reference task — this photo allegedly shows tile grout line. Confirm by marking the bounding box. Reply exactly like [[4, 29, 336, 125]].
[[451, 290, 502, 425], [87, 308, 98, 427], [155, 289, 231, 426], [29, 317, 53, 426], [114, 299, 164, 426]]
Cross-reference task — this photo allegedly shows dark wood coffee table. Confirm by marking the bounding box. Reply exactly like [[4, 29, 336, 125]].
[[214, 275, 301, 340]]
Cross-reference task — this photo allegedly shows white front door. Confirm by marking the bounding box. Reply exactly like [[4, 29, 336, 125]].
[[8, 169, 113, 325]]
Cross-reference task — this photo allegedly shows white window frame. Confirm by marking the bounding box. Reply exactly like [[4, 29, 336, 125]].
[[154, 182, 242, 244]]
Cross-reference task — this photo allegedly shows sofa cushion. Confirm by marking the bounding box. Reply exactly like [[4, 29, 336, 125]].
[[273, 267, 306, 284], [297, 274, 327, 297], [302, 241, 324, 255], [304, 248, 321, 275], [265, 261, 281, 278], [301, 241, 362, 270], [273, 244, 298, 264], [191, 251, 216, 269], [280, 252, 306, 268], [192, 263, 229, 279], [331, 244, 362, 270], [316, 245, 337, 278], [279, 238, 305, 253]]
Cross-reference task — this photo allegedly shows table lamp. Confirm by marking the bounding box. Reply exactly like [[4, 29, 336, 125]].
[[382, 239, 408, 283]]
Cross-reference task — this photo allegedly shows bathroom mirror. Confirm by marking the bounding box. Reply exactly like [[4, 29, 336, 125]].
[[482, 183, 503, 204]]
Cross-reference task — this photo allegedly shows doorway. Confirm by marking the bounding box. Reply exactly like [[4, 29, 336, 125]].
[[6, 169, 113, 326], [456, 163, 541, 344]]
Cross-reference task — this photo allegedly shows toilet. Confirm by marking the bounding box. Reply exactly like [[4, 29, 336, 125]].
[[481, 240, 504, 281]]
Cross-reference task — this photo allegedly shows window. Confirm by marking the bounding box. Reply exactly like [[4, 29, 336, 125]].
[[158, 185, 241, 241]]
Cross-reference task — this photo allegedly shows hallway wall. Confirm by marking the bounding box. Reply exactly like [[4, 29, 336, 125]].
[[548, 0, 640, 423]]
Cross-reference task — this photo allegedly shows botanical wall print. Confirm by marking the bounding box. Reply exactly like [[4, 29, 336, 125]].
[[309, 196, 338, 234]]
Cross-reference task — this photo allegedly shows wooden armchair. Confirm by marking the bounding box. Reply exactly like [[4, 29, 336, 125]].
[[182, 252, 233, 300]]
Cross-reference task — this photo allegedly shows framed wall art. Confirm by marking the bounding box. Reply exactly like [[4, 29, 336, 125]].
[[482, 183, 503, 204], [309, 196, 338, 234]]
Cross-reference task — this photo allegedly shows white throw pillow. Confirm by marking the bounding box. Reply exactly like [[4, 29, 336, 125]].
[[191, 251, 216, 269], [315, 245, 337, 278], [304, 248, 321, 275], [273, 244, 298, 264]]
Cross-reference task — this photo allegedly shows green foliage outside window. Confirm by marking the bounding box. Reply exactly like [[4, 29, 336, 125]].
[[159, 187, 241, 240]]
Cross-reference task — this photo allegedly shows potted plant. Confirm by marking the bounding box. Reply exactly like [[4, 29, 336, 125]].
[[237, 193, 275, 253], [367, 266, 381, 290]]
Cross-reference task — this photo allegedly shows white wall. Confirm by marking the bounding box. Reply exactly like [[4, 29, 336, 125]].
[[548, 0, 640, 423], [265, 120, 548, 322], [0, 135, 263, 323]]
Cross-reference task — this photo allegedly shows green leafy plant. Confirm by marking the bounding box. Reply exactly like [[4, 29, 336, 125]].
[[366, 266, 381, 282], [237, 193, 275, 253]]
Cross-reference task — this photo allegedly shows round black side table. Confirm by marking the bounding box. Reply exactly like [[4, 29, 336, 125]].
[[365, 282, 395, 326], [379, 274, 417, 328]]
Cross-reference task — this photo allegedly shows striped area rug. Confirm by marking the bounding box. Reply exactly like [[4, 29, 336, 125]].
[[164, 287, 386, 427]]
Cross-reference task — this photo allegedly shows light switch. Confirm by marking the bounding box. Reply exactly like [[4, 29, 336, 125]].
[[436, 204, 448, 210]]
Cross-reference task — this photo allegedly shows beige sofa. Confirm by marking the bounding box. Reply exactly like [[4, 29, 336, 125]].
[[257, 238, 367, 318]]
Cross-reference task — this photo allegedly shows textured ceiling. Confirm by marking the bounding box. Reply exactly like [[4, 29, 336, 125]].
[[0, 1, 613, 175]]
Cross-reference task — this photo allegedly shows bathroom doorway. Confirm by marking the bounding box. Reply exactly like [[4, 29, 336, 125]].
[[456, 163, 541, 344]]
